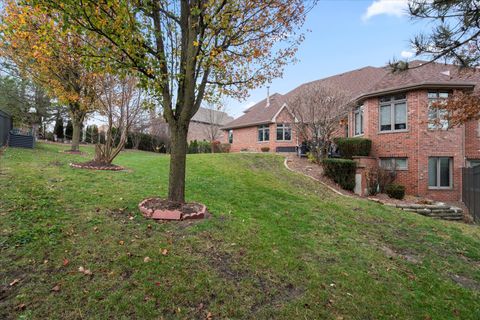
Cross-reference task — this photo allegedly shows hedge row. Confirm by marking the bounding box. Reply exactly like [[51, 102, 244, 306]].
[[334, 137, 371, 159], [322, 158, 357, 191]]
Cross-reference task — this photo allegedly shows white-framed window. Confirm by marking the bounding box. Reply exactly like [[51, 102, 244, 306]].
[[379, 157, 408, 170], [379, 94, 407, 132], [276, 124, 291, 141], [428, 157, 453, 189], [228, 130, 233, 144], [258, 124, 269, 142], [428, 92, 449, 130], [354, 105, 364, 136]]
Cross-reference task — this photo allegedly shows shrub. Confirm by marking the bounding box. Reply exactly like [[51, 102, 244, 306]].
[[260, 147, 270, 152], [46, 131, 55, 141], [322, 158, 357, 191], [306, 152, 318, 164], [365, 167, 397, 195], [218, 143, 231, 153], [385, 184, 405, 200], [334, 137, 372, 159]]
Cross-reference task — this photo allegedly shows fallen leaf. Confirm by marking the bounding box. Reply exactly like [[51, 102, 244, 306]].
[[93, 226, 98, 232], [84, 269, 92, 275], [119, 240, 125, 245], [15, 303, 26, 311], [78, 266, 85, 273], [206, 311, 213, 320], [144, 257, 151, 263], [63, 258, 69, 267], [161, 249, 168, 256], [9, 278, 20, 287], [51, 285, 60, 292]]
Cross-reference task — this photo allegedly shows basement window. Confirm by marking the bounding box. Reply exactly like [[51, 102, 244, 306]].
[[428, 157, 452, 189], [379, 158, 408, 171], [258, 124, 270, 142]]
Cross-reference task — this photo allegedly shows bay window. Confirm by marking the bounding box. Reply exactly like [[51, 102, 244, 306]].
[[354, 105, 364, 136], [379, 94, 407, 132]]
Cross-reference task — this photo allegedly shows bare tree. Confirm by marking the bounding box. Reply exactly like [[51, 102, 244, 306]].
[[201, 103, 231, 153], [93, 75, 144, 164], [288, 85, 354, 161]]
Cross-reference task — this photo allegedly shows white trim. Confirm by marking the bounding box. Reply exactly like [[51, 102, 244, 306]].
[[272, 103, 299, 123]]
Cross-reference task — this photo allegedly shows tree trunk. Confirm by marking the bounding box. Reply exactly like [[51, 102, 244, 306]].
[[168, 121, 189, 203], [71, 118, 82, 152]]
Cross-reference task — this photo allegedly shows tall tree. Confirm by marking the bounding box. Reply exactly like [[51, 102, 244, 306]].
[[31, 0, 315, 202], [404, 0, 480, 125], [0, 2, 100, 151]]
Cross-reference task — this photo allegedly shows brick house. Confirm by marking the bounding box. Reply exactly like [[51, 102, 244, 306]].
[[222, 61, 480, 201]]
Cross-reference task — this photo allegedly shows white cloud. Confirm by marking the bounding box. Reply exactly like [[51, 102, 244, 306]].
[[362, 0, 409, 21], [400, 50, 414, 58]]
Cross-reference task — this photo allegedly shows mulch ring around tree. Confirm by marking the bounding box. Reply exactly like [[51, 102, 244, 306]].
[[62, 150, 87, 155], [69, 161, 125, 171], [139, 198, 208, 221]]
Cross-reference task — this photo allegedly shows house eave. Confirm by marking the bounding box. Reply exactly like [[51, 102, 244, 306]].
[[355, 82, 476, 103], [221, 120, 273, 130]]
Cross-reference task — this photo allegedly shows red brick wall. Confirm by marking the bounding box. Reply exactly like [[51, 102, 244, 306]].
[[465, 120, 480, 160], [351, 90, 465, 201], [225, 108, 298, 152]]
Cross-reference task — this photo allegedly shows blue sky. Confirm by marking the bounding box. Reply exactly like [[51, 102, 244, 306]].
[[225, 0, 430, 118]]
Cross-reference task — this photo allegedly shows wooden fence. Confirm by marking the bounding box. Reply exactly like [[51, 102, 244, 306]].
[[463, 166, 480, 222]]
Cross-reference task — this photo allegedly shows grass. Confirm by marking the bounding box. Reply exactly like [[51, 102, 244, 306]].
[[1, 142, 480, 319]]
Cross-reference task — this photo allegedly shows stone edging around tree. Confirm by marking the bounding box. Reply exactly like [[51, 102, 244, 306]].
[[69, 162, 125, 171], [138, 197, 207, 221]]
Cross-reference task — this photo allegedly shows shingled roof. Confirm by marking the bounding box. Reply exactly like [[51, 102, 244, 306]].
[[222, 60, 480, 129]]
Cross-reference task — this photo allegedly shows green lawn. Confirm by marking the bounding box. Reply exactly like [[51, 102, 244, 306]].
[[1, 143, 480, 319]]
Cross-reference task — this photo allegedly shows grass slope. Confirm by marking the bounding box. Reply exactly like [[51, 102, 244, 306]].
[[1, 143, 479, 319]]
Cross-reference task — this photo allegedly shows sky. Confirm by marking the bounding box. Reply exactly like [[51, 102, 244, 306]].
[[225, 0, 431, 118]]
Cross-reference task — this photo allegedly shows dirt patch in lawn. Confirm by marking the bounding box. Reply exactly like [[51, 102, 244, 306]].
[[69, 161, 125, 171], [139, 198, 208, 221], [450, 274, 480, 291], [62, 150, 87, 155], [379, 245, 422, 264]]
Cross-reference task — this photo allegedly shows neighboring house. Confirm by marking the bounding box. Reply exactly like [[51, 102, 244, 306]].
[[222, 60, 480, 201], [221, 93, 299, 152], [149, 107, 233, 142], [187, 107, 234, 142]]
